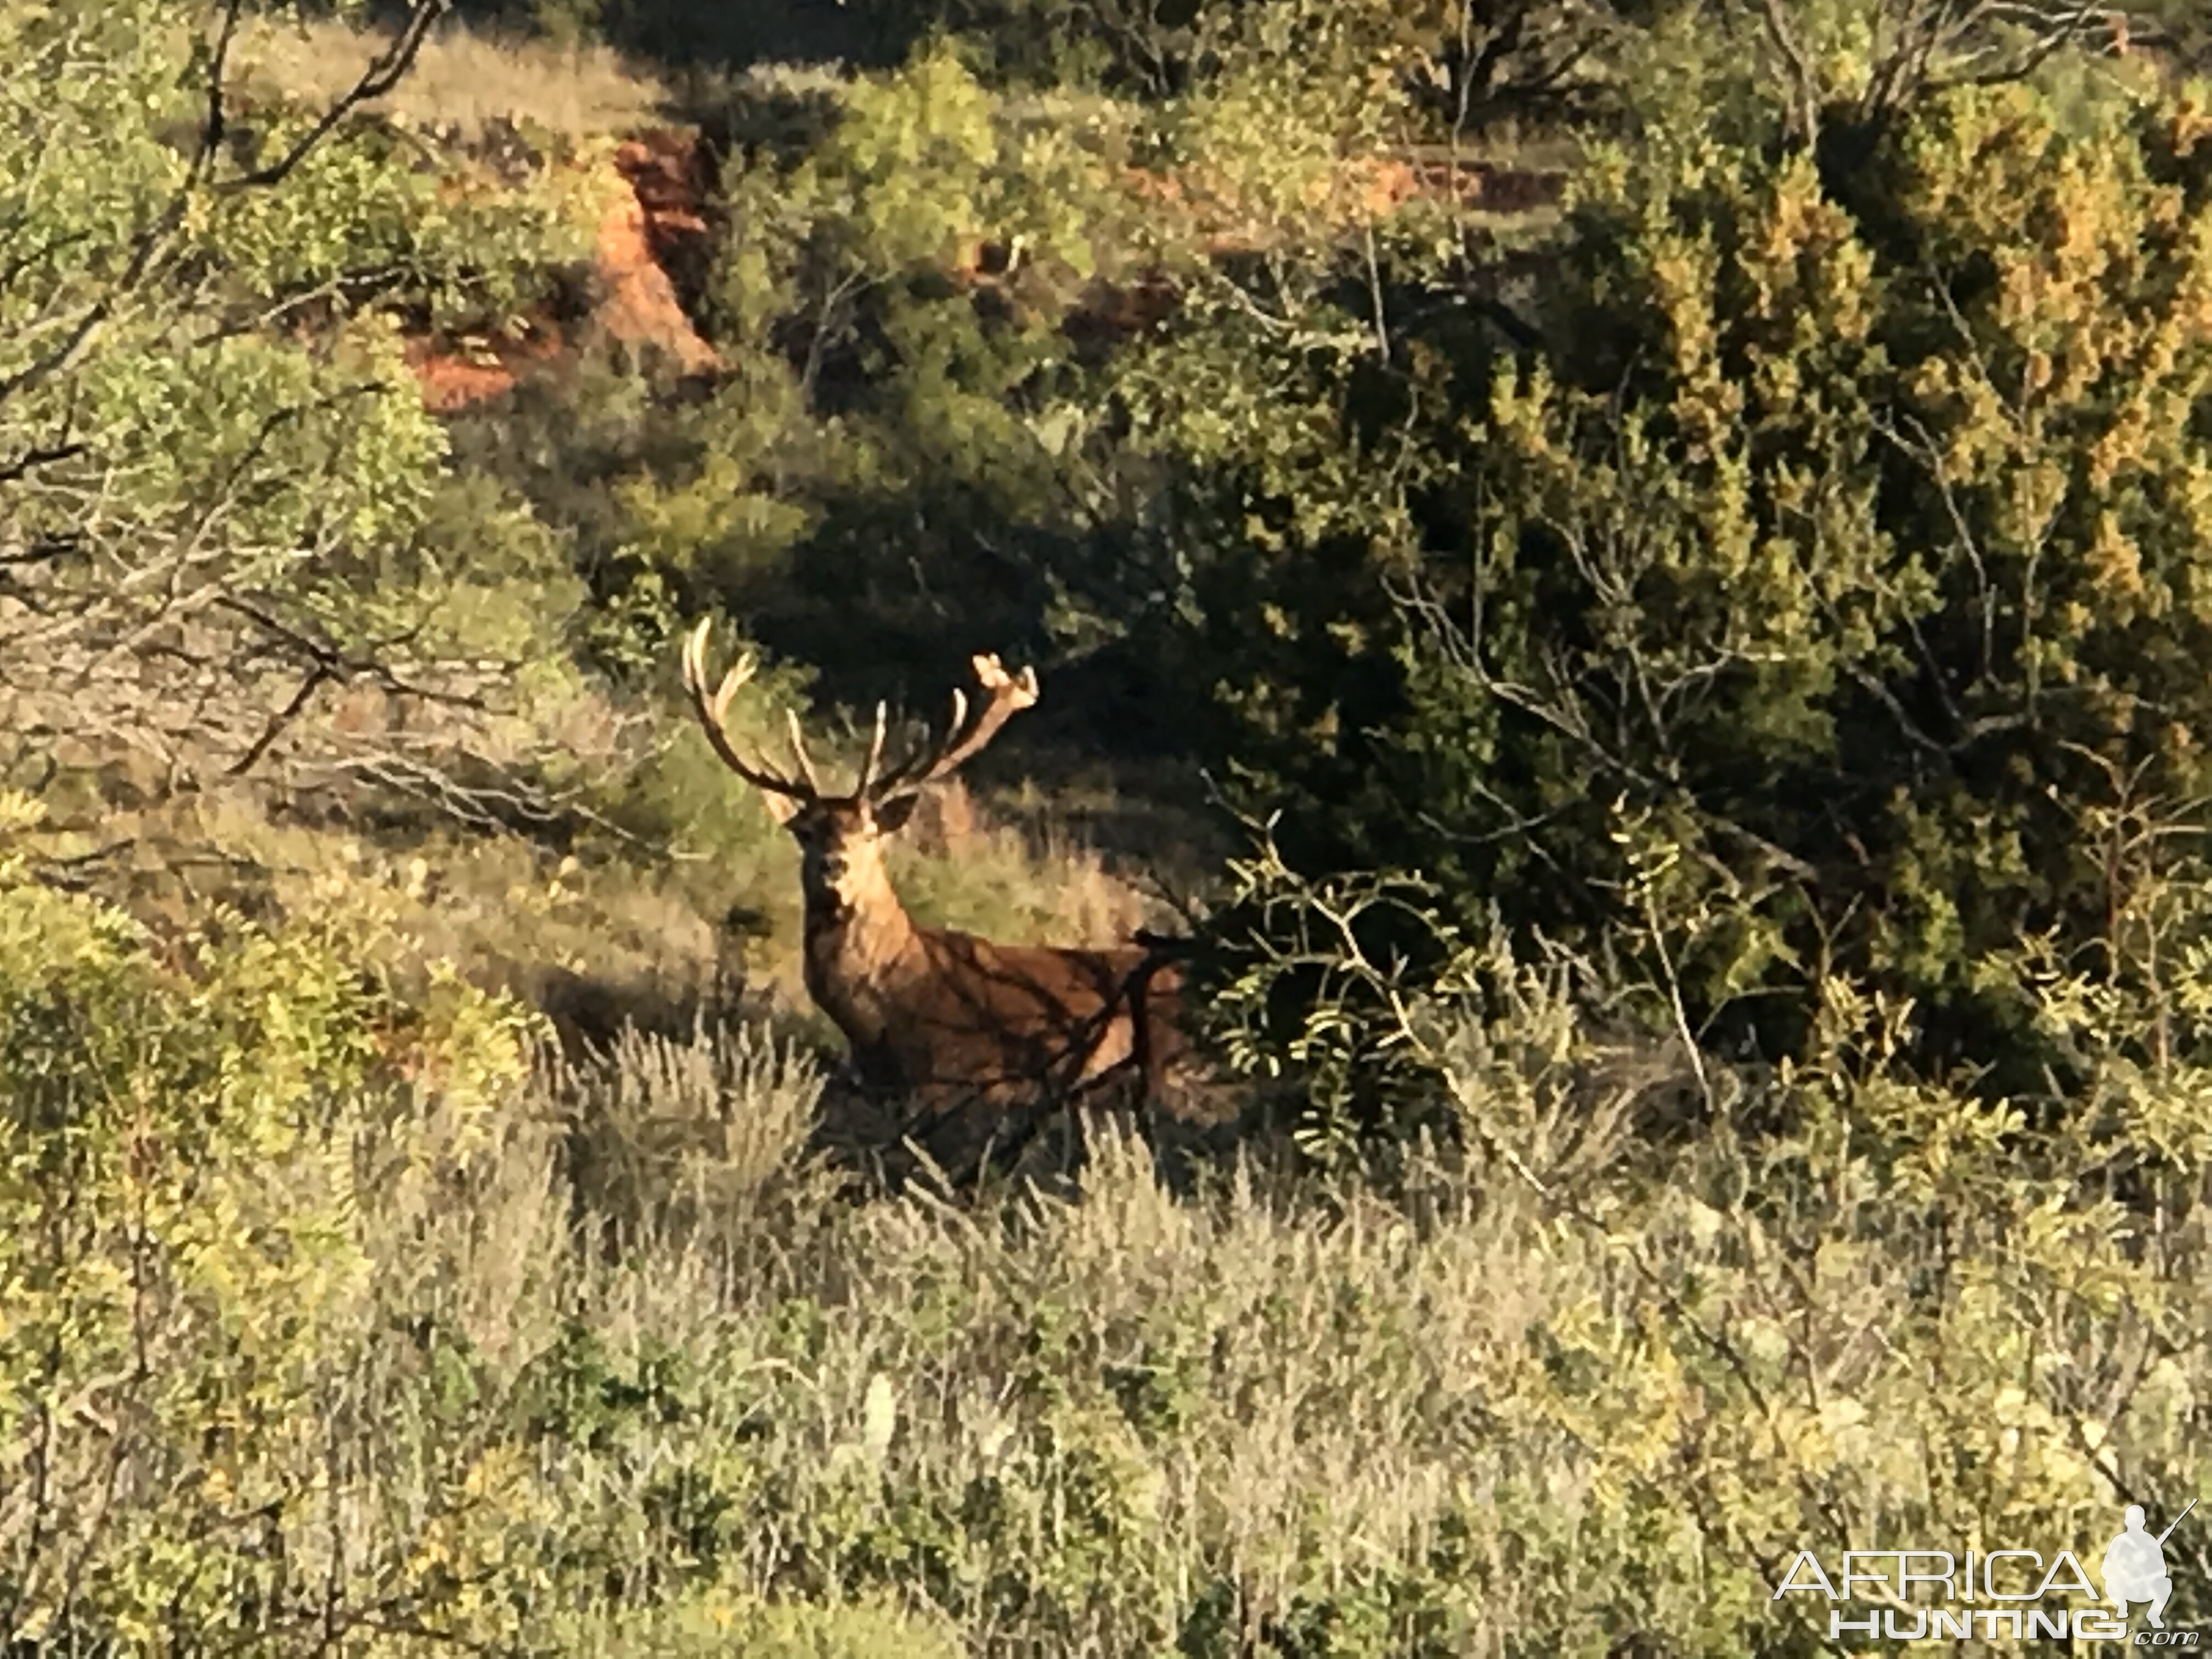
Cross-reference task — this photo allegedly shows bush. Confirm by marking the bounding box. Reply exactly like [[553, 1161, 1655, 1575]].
[[1156, 39, 2212, 1104], [0, 794, 546, 1651]]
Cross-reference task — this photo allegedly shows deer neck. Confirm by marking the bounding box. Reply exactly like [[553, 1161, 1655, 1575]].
[[800, 868, 924, 1047]]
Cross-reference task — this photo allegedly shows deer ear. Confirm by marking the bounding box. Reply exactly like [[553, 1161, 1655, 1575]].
[[873, 793, 921, 834], [760, 792, 801, 826]]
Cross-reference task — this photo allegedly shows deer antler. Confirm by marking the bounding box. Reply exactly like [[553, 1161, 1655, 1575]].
[[681, 619, 814, 800], [687, 622, 1038, 805], [873, 652, 1041, 800], [852, 699, 891, 798]]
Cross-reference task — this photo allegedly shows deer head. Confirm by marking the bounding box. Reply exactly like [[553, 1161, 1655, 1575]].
[[679, 619, 1040, 920]]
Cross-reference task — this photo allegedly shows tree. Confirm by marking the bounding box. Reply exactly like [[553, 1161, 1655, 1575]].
[[0, 0, 597, 827], [500, 44, 1189, 737]]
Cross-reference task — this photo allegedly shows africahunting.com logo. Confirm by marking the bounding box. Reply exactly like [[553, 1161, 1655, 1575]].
[[1774, 1499, 2199, 1645]]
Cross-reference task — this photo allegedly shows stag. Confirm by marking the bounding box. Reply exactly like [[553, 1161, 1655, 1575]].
[[681, 619, 1190, 1177]]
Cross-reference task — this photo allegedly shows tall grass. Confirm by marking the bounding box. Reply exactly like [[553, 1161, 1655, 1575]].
[[11, 844, 2208, 1656], [235, 14, 668, 141]]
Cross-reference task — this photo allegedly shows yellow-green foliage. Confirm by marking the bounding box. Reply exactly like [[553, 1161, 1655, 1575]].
[[8, 753, 2210, 1654], [1162, 50, 2212, 1113], [1479, 72, 2212, 1049], [0, 799, 543, 1651]]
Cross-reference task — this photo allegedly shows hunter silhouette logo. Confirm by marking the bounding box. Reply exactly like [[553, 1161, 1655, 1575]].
[[2105, 1500, 2196, 1632], [1774, 1496, 2202, 1644]]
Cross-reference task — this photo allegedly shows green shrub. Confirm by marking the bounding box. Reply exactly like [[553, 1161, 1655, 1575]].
[[0, 799, 544, 1651], [1152, 36, 2212, 1106]]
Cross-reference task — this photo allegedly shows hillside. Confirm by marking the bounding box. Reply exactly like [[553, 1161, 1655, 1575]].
[[71, 11, 1572, 1058], [7, 3, 2212, 1655]]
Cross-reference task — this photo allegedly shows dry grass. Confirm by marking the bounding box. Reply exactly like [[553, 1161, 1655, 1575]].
[[31, 784, 729, 1015], [893, 780, 1161, 945], [546, 1019, 833, 1248], [234, 13, 669, 141], [22, 757, 1174, 1065]]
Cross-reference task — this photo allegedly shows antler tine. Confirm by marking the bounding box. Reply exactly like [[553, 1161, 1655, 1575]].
[[852, 700, 890, 798], [870, 685, 962, 797], [783, 708, 823, 793], [680, 618, 812, 800], [877, 651, 1040, 799]]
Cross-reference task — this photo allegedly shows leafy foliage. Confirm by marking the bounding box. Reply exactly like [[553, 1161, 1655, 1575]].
[[1163, 24, 2212, 1111], [0, 0, 600, 813]]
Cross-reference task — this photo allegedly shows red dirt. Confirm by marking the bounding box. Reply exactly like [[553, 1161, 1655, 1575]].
[[600, 129, 721, 375], [1120, 152, 1564, 255], [404, 325, 566, 415], [405, 128, 722, 412], [1067, 153, 1563, 346]]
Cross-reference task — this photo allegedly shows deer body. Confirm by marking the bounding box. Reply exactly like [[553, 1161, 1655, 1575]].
[[682, 622, 1189, 1172], [814, 923, 1178, 1103]]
